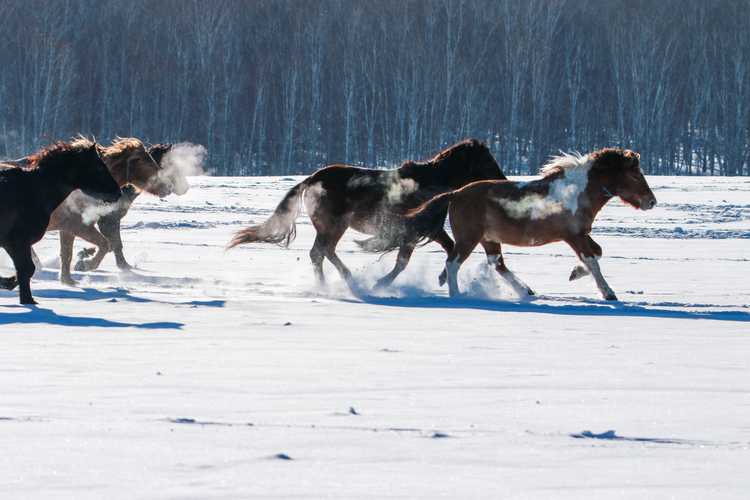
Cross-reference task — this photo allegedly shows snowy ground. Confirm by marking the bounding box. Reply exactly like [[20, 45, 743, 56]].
[[1, 175, 749, 499]]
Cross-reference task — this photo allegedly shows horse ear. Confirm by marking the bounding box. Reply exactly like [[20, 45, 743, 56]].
[[623, 150, 641, 167]]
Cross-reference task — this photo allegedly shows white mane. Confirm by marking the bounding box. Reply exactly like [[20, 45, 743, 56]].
[[539, 152, 592, 177]]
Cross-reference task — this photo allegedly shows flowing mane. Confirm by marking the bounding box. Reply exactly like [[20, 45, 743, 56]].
[[539, 151, 593, 177], [26, 141, 78, 169], [402, 138, 490, 169], [71, 135, 147, 159]]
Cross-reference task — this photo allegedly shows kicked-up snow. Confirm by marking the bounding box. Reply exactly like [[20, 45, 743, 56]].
[[1, 175, 749, 499]]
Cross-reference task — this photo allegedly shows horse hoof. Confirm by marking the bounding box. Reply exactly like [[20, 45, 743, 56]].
[[60, 276, 79, 286], [77, 247, 96, 259], [438, 269, 447, 287], [569, 265, 589, 281], [116, 261, 133, 270], [604, 293, 618, 301], [1, 276, 19, 290]]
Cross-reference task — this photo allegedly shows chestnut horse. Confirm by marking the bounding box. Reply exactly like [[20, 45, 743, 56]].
[[45, 137, 173, 285], [0, 142, 122, 304], [74, 144, 191, 271], [228, 138, 506, 287], [358, 149, 656, 300]]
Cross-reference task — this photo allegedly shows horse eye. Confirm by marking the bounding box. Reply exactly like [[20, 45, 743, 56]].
[[632, 175, 640, 181]]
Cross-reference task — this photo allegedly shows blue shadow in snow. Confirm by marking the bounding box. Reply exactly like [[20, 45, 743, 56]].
[[571, 430, 716, 446], [347, 294, 750, 323], [1, 285, 225, 329], [0, 305, 183, 329]]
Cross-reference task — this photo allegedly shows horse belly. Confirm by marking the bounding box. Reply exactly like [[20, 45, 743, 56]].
[[484, 212, 561, 247]]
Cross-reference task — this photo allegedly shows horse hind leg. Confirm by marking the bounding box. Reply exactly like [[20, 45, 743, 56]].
[[482, 241, 534, 297], [7, 245, 37, 304], [59, 231, 79, 285], [443, 239, 481, 298], [433, 229, 454, 287], [374, 244, 415, 289], [309, 227, 351, 286]]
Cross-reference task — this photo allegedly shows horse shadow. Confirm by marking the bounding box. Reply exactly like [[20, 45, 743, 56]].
[[0, 304, 183, 329], [347, 292, 750, 323], [1, 280, 225, 329]]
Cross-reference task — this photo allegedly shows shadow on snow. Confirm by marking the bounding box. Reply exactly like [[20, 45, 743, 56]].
[[346, 293, 750, 323]]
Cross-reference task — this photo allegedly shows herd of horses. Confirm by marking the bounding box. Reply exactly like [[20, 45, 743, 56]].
[[1, 137, 656, 305]]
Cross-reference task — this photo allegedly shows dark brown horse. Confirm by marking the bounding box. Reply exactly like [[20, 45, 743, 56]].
[[44, 137, 173, 285], [228, 138, 506, 287], [359, 149, 656, 300], [74, 144, 191, 271], [0, 142, 122, 304]]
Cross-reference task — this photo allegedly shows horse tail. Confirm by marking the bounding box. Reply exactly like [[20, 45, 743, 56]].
[[227, 179, 310, 249], [357, 192, 454, 253]]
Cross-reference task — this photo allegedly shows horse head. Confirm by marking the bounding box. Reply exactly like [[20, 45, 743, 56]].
[[593, 149, 657, 211], [148, 144, 190, 196], [71, 142, 123, 203]]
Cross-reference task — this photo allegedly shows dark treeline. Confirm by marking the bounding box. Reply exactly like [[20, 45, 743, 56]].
[[1, 0, 749, 176]]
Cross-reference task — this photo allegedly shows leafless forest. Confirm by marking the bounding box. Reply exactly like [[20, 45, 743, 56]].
[[1, 0, 748, 175]]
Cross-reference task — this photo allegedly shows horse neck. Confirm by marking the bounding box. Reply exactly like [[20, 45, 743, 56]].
[[28, 158, 81, 214], [102, 150, 129, 186], [585, 169, 620, 216]]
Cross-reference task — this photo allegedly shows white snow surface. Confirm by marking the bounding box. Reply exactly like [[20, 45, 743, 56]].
[[2, 175, 749, 499]]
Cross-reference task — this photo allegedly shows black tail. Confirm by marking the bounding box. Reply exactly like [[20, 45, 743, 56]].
[[227, 179, 310, 249], [357, 192, 453, 253]]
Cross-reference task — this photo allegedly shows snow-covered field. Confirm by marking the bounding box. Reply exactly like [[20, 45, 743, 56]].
[[2, 175, 749, 499]]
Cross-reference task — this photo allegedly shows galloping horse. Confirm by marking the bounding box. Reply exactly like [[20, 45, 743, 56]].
[[44, 137, 173, 285], [75, 144, 191, 271], [0, 142, 122, 304], [358, 149, 656, 300], [228, 139, 506, 287]]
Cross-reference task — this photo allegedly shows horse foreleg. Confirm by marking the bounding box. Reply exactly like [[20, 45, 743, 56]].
[[567, 236, 616, 301], [374, 244, 415, 289], [482, 241, 534, 297], [569, 236, 602, 281], [8, 245, 36, 304], [98, 214, 131, 269], [72, 225, 111, 273]]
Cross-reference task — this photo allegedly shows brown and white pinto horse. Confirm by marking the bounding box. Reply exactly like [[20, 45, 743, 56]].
[[358, 149, 656, 300], [228, 138, 506, 287]]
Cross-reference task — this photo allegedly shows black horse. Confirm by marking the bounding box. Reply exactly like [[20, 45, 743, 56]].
[[0, 142, 122, 304], [228, 138, 506, 287]]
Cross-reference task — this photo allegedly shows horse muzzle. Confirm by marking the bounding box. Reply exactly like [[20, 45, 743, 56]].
[[640, 197, 657, 210], [101, 187, 123, 203]]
